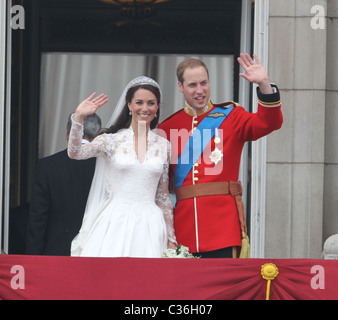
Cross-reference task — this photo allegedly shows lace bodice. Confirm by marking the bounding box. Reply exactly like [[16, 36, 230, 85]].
[[68, 116, 176, 244]]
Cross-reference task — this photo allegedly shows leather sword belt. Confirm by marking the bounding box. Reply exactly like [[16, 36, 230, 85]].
[[175, 181, 243, 201], [175, 180, 248, 256], [175, 180, 247, 237]]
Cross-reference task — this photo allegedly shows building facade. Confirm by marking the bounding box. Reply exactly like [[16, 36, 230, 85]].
[[265, 0, 338, 258]]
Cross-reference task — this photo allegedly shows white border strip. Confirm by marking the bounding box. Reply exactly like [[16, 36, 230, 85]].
[[238, 0, 252, 227], [4, 0, 12, 254], [0, 0, 7, 253], [0, 0, 11, 254], [250, 0, 269, 258]]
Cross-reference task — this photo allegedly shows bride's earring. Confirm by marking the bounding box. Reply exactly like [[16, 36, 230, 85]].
[[129, 109, 132, 116]]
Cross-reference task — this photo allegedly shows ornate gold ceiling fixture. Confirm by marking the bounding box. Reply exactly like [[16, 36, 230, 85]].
[[100, 0, 173, 20]]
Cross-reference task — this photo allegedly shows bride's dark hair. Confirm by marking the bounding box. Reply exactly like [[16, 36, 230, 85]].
[[100, 84, 161, 135]]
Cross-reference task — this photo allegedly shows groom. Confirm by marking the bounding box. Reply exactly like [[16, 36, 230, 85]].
[[159, 54, 283, 258]]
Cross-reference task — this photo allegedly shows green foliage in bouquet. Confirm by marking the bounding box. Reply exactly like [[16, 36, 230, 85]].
[[162, 244, 198, 258]]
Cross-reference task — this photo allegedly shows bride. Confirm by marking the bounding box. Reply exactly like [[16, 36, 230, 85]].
[[68, 76, 177, 258]]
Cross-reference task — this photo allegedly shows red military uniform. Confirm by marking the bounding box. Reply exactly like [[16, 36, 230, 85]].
[[158, 85, 283, 253]]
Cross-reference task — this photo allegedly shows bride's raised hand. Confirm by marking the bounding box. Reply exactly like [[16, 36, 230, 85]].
[[74, 92, 109, 122]]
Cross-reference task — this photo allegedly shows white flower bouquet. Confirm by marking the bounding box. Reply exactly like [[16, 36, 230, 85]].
[[162, 244, 197, 258]]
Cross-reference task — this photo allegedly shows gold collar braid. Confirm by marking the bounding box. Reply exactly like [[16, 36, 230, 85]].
[[184, 100, 213, 117]]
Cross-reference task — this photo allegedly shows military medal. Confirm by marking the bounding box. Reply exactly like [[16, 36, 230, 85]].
[[209, 147, 223, 165], [214, 128, 221, 144]]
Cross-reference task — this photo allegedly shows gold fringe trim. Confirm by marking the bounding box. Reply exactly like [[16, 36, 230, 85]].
[[239, 231, 250, 258], [257, 98, 282, 108]]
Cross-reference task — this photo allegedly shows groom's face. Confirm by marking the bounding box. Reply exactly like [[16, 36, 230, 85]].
[[178, 66, 210, 110]]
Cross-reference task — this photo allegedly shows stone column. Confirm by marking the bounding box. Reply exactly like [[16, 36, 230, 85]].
[[265, 0, 328, 258], [323, 0, 338, 247]]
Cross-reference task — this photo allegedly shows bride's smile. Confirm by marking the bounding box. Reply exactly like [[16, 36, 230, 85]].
[[128, 88, 159, 128]]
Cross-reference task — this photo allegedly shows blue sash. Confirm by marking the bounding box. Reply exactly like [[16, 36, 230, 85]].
[[174, 106, 234, 188]]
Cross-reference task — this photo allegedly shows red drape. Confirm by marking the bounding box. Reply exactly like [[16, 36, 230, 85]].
[[0, 255, 337, 300]]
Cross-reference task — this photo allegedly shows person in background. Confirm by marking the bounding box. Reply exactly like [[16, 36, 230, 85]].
[[26, 113, 102, 256]]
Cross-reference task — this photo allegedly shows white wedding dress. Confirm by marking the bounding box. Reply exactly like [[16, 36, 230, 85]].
[[68, 117, 176, 258]]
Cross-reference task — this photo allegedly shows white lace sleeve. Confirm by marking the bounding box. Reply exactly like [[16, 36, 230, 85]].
[[155, 140, 177, 245], [67, 115, 112, 160]]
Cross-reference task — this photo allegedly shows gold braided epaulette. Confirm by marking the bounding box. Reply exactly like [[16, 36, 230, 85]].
[[213, 100, 239, 108]]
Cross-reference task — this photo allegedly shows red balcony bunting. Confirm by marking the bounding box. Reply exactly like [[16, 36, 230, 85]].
[[0, 255, 337, 300]]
